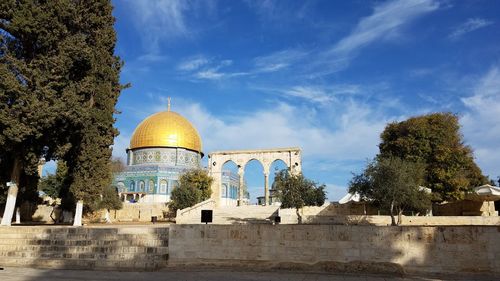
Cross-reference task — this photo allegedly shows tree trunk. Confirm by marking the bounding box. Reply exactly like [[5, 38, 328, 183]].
[[1, 158, 22, 227], [397, 208, 403, 225], [73, 200, 83, 226], [389, 200, 396, 226], [296, 208, 302, 224], [104, 209, 111, 223]]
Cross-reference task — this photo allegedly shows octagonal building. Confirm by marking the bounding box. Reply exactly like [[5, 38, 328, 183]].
[[113, 109, 205, 203]]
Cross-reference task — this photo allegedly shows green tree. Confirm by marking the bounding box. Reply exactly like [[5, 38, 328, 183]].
[[274, 170, 326, 223], [169, 169, 214, 212], [379, 113, 487, 201], [99, 184, 122, 223], [0, 0, 79, 224], [349, 157, 432, 226], [38, 161, 68, 199], [1, 1, 124, 226]]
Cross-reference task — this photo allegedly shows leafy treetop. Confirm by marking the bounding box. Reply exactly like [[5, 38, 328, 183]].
[[379, 112, 487, 201]]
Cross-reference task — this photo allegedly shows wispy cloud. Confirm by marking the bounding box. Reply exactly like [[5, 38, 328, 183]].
[[449, 18, 493, 40], [125, 0, 216, 52], [188, 59, 249, 80], [284, 86, 334, 104], [254, 49, 308, 73], [304, 0, 439, 75], [333, 0, 439, 55], [272, 84, 361, 104], [245, 0, 313, 24], [461, 66, 500, 177], [177, 56, 210, 71]]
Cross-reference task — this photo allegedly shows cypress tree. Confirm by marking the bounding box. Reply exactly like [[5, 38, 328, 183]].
[[1, 1, 123, 225]]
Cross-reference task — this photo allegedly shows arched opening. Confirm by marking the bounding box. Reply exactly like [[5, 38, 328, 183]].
[[221, 160, 239, 206], [148, 179, 155, 193], [244, 159, 264, 205], [159, 179, 167, 194], [268, 159, 289, 206], [139, 181, 145, 192]]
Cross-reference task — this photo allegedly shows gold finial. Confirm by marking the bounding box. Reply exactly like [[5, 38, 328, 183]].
[[167, 97, 171, 112]]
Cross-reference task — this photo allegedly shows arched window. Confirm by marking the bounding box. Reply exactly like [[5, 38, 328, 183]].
[[129, 181, 135, 192], [148, 180, 154, 193], [117, 182, 125, 193], [160, 179, 167, 194], [139, 181, 145, 192]]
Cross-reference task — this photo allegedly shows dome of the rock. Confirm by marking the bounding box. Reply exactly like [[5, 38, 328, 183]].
[[129, 111, 202, 154]]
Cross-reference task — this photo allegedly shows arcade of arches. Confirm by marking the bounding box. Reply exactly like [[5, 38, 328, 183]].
[[208, 148, 302, 206]]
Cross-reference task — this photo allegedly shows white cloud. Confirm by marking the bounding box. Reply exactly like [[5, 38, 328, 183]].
[[191, 59, 247, 80], [449, 18, 494, 40], [125, 0, 215, 51], [333, 0, 439, 55], [283, 86, 334, 104], [303, 0, 439, 76], [256, 84, 362, 105], [254, 49, 308, 73], [165, 99, 390, 164], [111, 133, 131, 161], [461, 67, 500, 177], [177, 56, 210, 71], [195, 69, 226, 80]]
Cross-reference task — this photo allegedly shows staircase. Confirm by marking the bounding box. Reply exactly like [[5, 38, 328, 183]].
[[176, 204, 280, 224], [0, 226, 169, 270]]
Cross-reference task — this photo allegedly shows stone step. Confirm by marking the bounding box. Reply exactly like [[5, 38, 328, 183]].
[[0, 245, 169, 255], [0, 232, 169, 239], [0, 257, 168, 270], [0, 249, 168, 260], [0, 238, 168, 247]]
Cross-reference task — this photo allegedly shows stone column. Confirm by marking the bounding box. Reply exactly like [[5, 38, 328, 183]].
[[73, 200, 83, 227], [264, 172, 269, 206], [238, 166, 244, 206], [1, 183, 18, 226]]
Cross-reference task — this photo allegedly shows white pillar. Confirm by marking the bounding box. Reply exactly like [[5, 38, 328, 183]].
[[238, 167, 244, 206], [1, 183, 18, 226], [73, 200, 83, 226], [15, 207, 21, 224], [104, 209, 111, 223], [264, 172, 269, 206]]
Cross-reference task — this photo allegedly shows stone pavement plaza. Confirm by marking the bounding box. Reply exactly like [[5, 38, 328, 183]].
[[0, 268, 497, 281]]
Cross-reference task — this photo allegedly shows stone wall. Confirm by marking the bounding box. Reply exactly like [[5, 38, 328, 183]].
[[433, 200, 497, 216], [169, 224, 500, 275], [0, 226, 169, 270], [279, 213, 500, 226], [15, 203, 170, 224]]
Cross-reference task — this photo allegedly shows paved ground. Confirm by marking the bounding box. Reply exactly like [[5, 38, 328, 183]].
[[0, 267, 497, 281]]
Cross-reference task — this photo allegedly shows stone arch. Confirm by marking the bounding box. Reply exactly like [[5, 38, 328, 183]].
[[208, 147, 302, 206], [242, 158, 264, 171]]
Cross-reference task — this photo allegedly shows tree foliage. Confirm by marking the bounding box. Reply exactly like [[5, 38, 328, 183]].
[[349, 157, 432, 225], [38, 161, 68, 199], [274, 169, 326, 223], [169, 169, 214, 212], [0, 0, 123, 214], [379, 113, 487, 201], [99, 185, 122, 211]]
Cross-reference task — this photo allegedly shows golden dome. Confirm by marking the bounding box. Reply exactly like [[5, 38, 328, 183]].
[[129, 111, 202, 153]]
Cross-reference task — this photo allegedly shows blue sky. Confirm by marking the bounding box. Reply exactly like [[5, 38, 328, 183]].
[[104, 0, 500, 202]]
